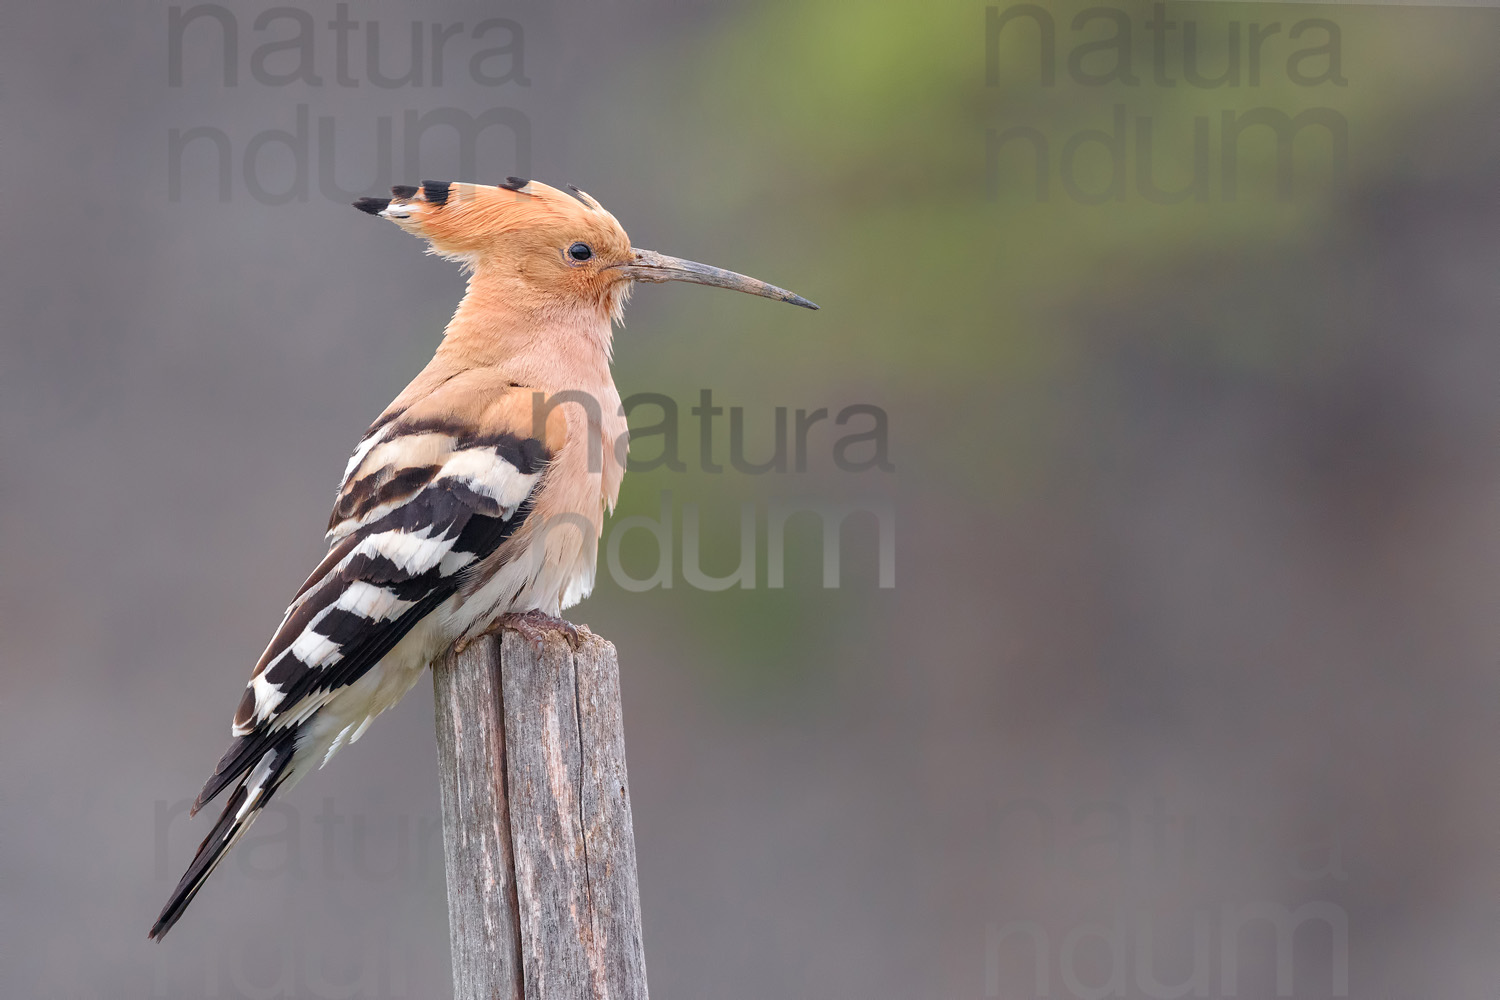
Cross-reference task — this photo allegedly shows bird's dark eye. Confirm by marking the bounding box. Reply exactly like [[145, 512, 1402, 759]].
[[568, 242, 593, 262]]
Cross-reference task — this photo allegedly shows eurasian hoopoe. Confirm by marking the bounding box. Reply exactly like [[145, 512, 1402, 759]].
[[149, 177, 816, 940]]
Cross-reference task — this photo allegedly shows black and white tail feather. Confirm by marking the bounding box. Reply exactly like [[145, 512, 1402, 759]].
[[149, 392, 550, 941], [148, 735, 298, 940]]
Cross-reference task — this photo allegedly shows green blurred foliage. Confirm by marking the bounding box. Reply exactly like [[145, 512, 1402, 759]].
[[599, 0, 1488, 382], [577, 1, 1496, 707]]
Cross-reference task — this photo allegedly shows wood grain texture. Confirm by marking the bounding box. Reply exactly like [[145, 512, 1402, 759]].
[[432, 635, 525, 1000], [433, 628, 648, 1000]]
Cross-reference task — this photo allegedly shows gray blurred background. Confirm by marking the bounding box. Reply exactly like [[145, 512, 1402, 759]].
[[4, 1, 1500, 997]]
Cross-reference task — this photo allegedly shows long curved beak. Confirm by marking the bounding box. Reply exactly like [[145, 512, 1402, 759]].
[[613, 249, 819, 310]]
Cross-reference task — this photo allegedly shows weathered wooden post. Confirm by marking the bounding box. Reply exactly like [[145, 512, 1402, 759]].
[[431, 626, 649, 999]]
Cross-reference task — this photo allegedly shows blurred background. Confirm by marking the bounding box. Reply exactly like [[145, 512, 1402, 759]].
[[4, 1, 1499, 996]]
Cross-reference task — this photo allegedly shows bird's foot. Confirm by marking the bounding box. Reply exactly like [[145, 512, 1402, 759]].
[[452, 610, 585, 655], [498, 609, 585, 652]]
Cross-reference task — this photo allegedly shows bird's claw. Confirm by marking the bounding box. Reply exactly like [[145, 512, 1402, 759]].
[[452, 611, 583, 655], [498, 609, 585, 653]]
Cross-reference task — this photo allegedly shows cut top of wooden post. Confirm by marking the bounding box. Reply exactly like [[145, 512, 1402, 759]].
[[433, 628, 648, 1000]]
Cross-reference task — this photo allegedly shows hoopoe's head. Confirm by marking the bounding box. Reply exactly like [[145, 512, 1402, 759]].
[[355, 179, 816, 324]]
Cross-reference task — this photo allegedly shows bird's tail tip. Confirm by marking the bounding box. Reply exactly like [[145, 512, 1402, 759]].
[[149, 742, 296, 941]]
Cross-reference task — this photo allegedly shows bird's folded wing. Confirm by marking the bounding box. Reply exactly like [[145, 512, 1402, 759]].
[[195, 375, 564, 813]]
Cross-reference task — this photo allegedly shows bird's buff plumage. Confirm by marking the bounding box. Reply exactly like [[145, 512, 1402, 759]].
[[149, 177, 816, 940]]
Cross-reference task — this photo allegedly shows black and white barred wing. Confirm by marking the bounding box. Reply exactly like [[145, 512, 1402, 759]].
[[228, 418, 550, 742], [149, 382, 555, 941]]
